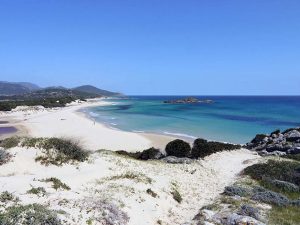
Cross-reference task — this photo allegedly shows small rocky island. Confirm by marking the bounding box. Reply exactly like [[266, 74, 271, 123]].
[[163, 97, 213, 104]]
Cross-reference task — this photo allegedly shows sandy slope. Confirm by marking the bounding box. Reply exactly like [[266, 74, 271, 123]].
[[1, 100, 174, 151], [0, 146, 259, 225]]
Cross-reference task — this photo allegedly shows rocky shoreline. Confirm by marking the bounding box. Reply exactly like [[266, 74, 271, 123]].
[[245, 127, 300, 156]]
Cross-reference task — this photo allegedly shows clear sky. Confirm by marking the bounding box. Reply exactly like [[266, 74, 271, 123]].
[[0, 0, 299, 95]]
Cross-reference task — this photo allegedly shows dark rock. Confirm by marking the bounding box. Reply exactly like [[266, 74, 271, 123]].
[[287, 147, 300, 155], [266, 144, 291, 152], [224, 213, 265, 225], [139, 147, 164, 160], [116, 148, 165, 160], [290, 199, 300, 206], [165, 139, 191, 158], [251, 134, 268, 144], [271, 129, 281, 136], [191, 138, 241, 159], [251, 190, 290, 206], [238, 205, 261, 221], [285, 130, 300, 142]]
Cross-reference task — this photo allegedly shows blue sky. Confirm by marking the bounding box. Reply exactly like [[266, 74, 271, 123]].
[[0, 0, 299, 95]]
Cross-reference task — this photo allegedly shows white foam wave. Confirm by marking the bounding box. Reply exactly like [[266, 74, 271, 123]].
[[89, 112, 99, 117], [163, 131, 197, 139]]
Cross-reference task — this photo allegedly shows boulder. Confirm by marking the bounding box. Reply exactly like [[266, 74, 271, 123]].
[[285, 130, 300, 142], [165, 139, 191, 158], [224, 213, 265, 225], [238, 204, 261, 221], [139, 147, 164, 160]]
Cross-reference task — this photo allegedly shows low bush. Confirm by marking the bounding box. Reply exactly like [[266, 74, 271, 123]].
[[116, 147, 164, 160], [0, 203, 62, 225], [243, 160, 300, 186], [223, 185, 252, 197], [0, 136, 20, 149], [42, 177, 70, 191], [171, 188, 182, 203], [165, 139, 191, 158], [191, 138, 241, 159], [0, 149, 12, 165], [27, 187, 46, 196], [33, 137, 89, 165], [0, 191, 15, 203], [251, 190, 290, 206]]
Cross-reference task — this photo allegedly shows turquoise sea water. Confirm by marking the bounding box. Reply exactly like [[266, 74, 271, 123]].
[[84, 96, 300, 144]]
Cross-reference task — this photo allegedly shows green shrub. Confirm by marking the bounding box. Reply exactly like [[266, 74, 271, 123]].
[[33, 137, 89, 165], [0, 191, 15, 203], [41, 177, 70, 191], [243, 160, 300, 186], [0, 149, 12, 165], [0, 136, 20, 149], [0, 204, 62, 225], [191, 138, 241, 159], [165, 139, 191, 158], [27, 187, 46, 196], [21, 137, 44, 148], [171, 188, 182, 203]]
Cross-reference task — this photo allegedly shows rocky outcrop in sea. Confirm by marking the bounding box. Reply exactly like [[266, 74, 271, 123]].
[[163, 97, 213, 104]]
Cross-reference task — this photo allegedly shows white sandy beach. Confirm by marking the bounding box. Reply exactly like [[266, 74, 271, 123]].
[[1, 99, 175, 151]]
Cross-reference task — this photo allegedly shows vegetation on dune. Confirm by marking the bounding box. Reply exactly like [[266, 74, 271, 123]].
[[0, 191, 18, 203], [0, 149, 13, 165], [191, 138, 241, 159], [27, 187, 46, 196], [0, 136, 20, 149], [0, 96, 78, 111], [243, 160, 300, 186], [165, 139, 191, 158], [99, 172, 153, 184], [269, 205, 300, 225], [170, 183, 182, 203], [34, 137, 89, 165], [0, 204, 62, 225], [41, 177, 70, 191]]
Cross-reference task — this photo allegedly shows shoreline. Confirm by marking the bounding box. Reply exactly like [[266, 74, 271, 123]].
[[0, 99, 175, 151]]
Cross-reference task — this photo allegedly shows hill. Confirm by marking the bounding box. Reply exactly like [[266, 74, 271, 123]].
[[0, 81, 40, 96], [73, 85, 120, 97]]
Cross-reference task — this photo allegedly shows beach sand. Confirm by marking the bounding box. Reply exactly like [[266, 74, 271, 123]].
[[1, 99, 175, 151]]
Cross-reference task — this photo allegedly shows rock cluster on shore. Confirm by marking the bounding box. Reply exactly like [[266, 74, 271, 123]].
[[245, 127, 300, 156]]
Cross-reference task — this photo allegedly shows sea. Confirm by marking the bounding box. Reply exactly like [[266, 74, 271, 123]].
[[83, 96, 300, 144]]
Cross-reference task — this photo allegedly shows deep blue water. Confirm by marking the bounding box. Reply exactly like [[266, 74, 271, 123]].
[[0, 126, 17, 135], [84, 96, 300, 144]]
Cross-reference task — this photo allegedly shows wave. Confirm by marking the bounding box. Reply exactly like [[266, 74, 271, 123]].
[[163, 131, 197, 139], [132, 130, 145, 133], [110, 123, 118, 126], [89, 112, 99, 117]]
